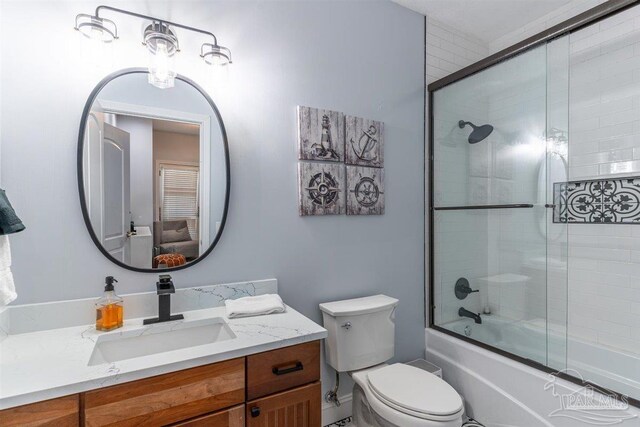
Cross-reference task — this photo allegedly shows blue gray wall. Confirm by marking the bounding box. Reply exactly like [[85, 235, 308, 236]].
[[1, 0, 425, 392]]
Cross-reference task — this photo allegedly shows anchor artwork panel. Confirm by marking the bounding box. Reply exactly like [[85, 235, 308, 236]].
[[345, 115, 384, 167], [298, 162, 345, 216], [297, 106, 345, 162], [346, 166, 385, 215]]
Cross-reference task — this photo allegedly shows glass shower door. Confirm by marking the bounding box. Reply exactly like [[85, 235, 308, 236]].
[[431, 41, 569, 367]]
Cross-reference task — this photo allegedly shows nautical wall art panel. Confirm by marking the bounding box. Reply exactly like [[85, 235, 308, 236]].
[[553, 177, 640, 223], [346, 166, 385, 215], [298, 162, 345, 216], [297, 106, 344, 162], [345, 115, 384, 167]]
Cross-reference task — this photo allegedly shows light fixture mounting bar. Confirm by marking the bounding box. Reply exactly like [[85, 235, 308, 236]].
[[94, 5, 219, 45]]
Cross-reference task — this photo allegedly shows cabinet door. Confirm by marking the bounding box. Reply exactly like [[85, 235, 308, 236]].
[[170, 405, 244, 427], [246, 382, 321, 427], [0, 394, 79, 427]]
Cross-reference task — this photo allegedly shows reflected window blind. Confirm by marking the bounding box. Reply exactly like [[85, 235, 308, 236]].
[[160, 166, 199, 240]]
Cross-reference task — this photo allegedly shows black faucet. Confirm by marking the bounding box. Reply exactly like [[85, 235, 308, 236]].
[[143, 275, 184, 325], [459, 307, 482, 324]]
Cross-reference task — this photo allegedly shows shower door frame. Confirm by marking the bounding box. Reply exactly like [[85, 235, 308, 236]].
[[427, 0, 640, 409]]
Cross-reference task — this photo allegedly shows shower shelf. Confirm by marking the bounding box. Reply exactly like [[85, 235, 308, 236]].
[[433, 204, 534, 211]]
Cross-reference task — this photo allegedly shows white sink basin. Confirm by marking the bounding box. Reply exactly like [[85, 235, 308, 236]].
[[88, 317, 236, 366]]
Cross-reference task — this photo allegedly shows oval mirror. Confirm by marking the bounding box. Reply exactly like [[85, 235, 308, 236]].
[[78, 68, 229, 272]]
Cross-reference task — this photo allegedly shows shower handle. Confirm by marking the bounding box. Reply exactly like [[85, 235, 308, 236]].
[[455, 278, 478, 300]]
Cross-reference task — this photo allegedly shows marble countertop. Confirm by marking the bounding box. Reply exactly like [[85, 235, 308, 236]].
[[0, 280, 327, 410]]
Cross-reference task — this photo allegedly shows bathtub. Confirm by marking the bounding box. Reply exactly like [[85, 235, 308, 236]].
[[442, 316, 640, 401]]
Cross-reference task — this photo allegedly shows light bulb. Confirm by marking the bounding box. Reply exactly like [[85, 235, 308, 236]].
[[148, 40, 176, 89]]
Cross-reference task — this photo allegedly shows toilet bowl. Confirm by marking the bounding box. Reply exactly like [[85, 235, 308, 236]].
[[319, 295, 465, 427], [351, 364, 464, 427]]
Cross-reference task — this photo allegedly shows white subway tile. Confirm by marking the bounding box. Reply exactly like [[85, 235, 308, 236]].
[[598, 159, 640, 176]]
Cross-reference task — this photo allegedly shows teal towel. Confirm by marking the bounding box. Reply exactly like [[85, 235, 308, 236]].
[[0, 189, 24, 235]]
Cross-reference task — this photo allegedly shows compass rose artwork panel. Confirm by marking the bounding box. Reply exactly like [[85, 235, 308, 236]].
[[345, 115, 384, 167], [346, 166, 385, 215], [297, 106, 345, 162], [298, 162, 345, 216]]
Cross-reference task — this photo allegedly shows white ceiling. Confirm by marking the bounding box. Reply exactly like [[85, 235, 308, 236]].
[[392, 0, 573, 44], [153, 119, 200, 136]]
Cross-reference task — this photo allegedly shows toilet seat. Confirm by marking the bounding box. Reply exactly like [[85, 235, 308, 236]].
[[365, 364, 464, 422]]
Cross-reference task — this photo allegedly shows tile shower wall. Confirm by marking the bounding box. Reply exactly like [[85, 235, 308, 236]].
[[489, 0, 608, 54], [426, 17, 489, 83], [567, 5, 640, 356]]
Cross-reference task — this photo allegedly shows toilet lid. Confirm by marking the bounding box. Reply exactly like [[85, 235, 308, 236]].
[[366, 364, 463, 417]]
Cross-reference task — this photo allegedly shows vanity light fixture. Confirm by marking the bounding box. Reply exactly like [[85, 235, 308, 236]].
[[74, 5, 233, 89]]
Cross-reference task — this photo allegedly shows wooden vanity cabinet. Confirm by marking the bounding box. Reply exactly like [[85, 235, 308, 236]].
[[0, 340, 321, 427]]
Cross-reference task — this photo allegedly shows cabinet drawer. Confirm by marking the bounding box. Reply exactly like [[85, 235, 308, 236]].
[[246, 382, 321, 427], [246, 341, 320, 400], [0, 394, 79, 427], [84, 358, 245, 427], [171, 404, 244, 427]]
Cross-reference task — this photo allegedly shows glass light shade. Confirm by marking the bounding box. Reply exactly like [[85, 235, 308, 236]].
[[144, 22, 179, 89], [200, 43, 232, 67], [148, 40, 177, 89], [75, 14, 117, 42]]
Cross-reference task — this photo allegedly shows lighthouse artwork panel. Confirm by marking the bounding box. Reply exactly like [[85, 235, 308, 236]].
[[345, 115, 384, 167], [297, 106, 344, 162]]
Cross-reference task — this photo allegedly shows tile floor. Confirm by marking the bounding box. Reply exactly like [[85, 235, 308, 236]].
[[323, 416, 353, 427]]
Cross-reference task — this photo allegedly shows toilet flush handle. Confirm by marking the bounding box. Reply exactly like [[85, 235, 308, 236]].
[[342, 322, 352, 330]]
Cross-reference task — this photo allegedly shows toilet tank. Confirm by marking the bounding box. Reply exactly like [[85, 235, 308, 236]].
[[319, 295, 398, 372]]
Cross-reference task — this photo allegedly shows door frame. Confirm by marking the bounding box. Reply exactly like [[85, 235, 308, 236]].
[[96, 99, 212, 251]]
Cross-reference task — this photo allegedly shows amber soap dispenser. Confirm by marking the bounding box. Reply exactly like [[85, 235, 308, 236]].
[[96, 276, 124, 331]]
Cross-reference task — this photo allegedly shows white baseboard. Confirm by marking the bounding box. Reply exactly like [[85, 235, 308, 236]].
[[322, 393, 353, 425]]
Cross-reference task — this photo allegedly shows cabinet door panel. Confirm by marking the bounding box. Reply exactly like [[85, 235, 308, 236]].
[[0, 394, 79, 427], [170, 404, 244, 427], [84, 358, 245, 426], [246, 382, 321, 427]]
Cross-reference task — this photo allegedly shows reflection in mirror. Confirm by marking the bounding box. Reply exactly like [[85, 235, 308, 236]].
[[80, 69, 228, 271]]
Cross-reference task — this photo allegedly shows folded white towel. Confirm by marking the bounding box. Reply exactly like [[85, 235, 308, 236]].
[[225, 294, 285, 319], [0, 236, 16, 306]]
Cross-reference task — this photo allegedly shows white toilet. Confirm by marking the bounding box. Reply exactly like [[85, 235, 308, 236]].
[[320, 295, 464, 427]]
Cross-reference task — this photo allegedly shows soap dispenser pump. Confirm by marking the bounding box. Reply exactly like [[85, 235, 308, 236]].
[[96, 276, 124, 331]]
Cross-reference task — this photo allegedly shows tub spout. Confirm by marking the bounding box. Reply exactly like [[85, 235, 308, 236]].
[[459, 307, 482, 324]]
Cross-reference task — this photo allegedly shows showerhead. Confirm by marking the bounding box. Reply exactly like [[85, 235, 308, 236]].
[[459, 120, 494, 144]]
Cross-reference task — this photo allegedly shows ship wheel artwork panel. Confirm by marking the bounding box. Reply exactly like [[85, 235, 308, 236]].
[[345, 115, 384, 167], [298, 162, 346, 216], [297, 106, 345, 162], [346, 166, 385, 215]]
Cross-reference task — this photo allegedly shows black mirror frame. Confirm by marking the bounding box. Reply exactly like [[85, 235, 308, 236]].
[[77, 68, 230, 273]]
